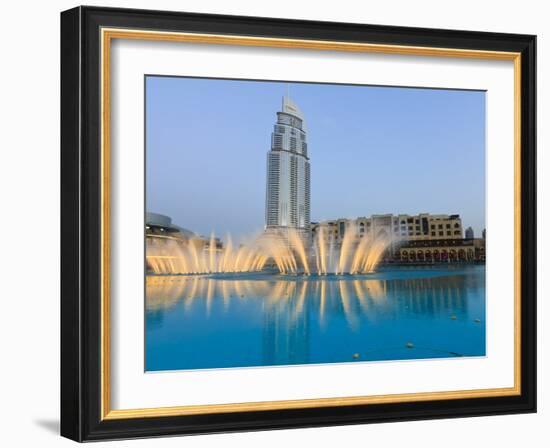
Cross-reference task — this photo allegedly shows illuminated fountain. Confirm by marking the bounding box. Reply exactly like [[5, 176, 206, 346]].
[[312, 224, 392, 275], [147, 233, 269, 275], [146, 220, 393, 276]]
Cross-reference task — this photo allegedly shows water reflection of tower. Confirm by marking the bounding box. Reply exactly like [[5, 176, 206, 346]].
[[265, 95, 311, 243], [262, 282, 311, 366]]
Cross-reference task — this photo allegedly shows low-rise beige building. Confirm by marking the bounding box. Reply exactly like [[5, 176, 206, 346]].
[[311, 213, 463, 245], [310, 213, 484, 263], [398, 238, 485, 262]]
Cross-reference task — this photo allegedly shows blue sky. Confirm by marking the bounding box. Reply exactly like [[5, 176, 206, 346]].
[[146, 76, 485, 242]]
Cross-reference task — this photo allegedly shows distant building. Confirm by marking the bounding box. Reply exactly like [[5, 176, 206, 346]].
[[465, 226, 474, 239], [399, 238, 485, 262], [310, 213, 484, 263], [482, 228, 486, 239], [145, 212, 222, 252], [145, 212, 195, 241], [311, 213, 463, 246], [265, 96, 311, 240]]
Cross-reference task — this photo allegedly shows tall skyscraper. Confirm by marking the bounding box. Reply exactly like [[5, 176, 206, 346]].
[[265, 96, 311, 237]]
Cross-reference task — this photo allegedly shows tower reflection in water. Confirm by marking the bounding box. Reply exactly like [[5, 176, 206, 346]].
[[145, 266, 485, 371]]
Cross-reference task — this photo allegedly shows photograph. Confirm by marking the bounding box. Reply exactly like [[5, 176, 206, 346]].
[[144, 76, 487, 372]]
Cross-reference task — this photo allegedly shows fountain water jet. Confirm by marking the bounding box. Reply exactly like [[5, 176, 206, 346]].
[[146, 220, 394, 275]]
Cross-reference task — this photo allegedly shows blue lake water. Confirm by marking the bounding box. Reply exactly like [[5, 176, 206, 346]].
[[145, 265, 486, 371]]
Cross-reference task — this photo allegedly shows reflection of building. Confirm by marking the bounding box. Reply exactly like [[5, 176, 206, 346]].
[[265, 96, 311, 240], [262, 297, 310, 366]]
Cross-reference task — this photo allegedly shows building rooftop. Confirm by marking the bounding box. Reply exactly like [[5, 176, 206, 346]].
[[145, 212, 195, 238], [282, 95, 304, 121]]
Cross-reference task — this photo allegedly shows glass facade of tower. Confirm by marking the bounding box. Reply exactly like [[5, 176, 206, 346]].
[[265, 97, 311, 232]]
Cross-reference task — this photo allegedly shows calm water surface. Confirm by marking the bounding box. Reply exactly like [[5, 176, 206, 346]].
[[145, 265, 485, 371]]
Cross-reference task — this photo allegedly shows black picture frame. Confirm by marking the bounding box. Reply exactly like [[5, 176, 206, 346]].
[[61, 5, 536, 442]]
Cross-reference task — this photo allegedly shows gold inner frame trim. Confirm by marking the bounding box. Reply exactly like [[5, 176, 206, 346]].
[[100, 27, 522, 420]]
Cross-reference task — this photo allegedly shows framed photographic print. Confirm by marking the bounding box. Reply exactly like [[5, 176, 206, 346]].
[[60, 6, 536, 441]]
